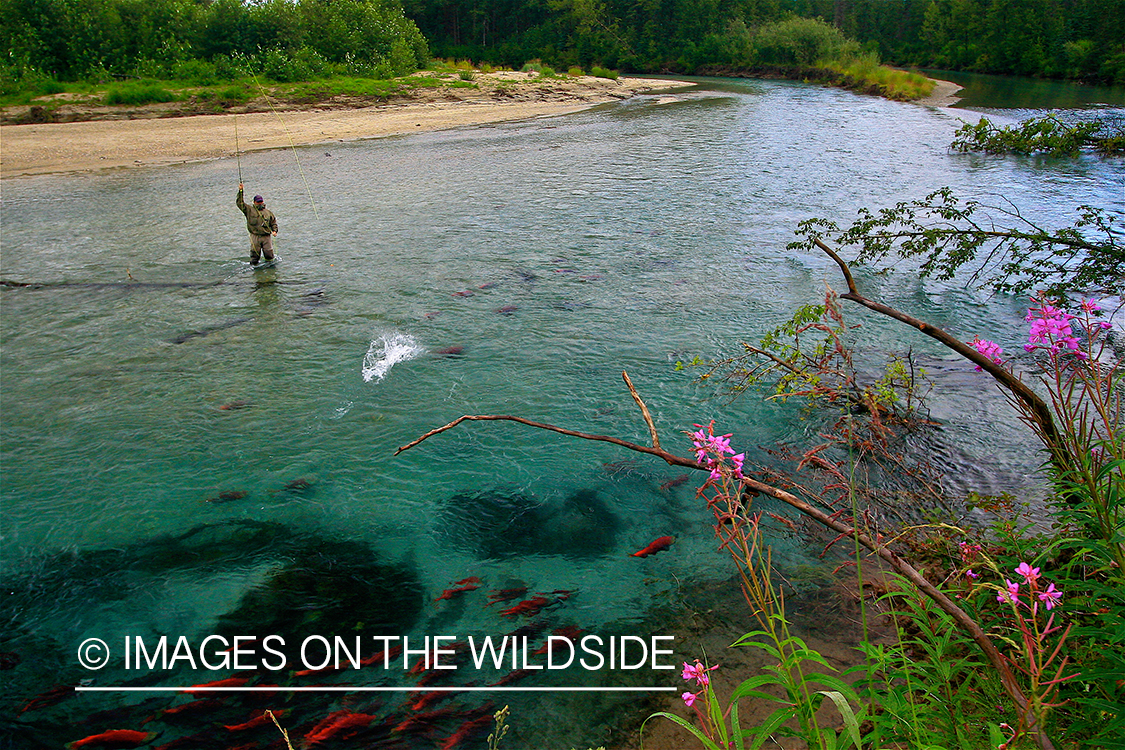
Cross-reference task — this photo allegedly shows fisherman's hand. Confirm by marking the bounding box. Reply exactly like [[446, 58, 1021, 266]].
[[239, 183, 244, 190]]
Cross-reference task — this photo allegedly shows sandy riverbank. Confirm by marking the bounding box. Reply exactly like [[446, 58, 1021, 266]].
[[0, 72, 963, 179], [0, 73, 694, 179], [915, 76, 964, 107]]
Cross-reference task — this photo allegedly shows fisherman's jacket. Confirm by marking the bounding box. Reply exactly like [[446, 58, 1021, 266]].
[[236, 189, 278, 236]]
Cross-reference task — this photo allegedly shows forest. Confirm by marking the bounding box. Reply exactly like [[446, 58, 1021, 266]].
[[2, 0, 1123, 89], [404, 0, 1125, 81]]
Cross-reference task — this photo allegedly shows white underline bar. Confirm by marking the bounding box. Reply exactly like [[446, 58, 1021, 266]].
[[76, 686, 676, 693]]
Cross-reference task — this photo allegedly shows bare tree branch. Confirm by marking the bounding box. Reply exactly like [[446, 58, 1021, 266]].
[[623, 370, 661, 451], [395, 413, 693, 467]]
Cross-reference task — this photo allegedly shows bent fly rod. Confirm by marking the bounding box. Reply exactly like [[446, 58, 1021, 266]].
[[234, 114, 243, 184], [250, 74, 319, 220]]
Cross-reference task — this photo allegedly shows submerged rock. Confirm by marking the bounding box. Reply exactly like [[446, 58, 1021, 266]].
[[437, 487, 619, 559], [214, 541, 423, 661]]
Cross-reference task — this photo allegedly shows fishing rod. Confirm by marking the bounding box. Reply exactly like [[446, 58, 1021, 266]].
[[234, 114, 243, 185], [250, 73, 319, 220]]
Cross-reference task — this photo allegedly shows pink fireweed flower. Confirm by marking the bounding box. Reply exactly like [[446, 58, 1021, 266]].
[[965, 569, 980, 580], [969, 337, 1004, 371], [1080, 299, 1101, 314], [959, 541, 982, 562], [710, 433, 733, 455], [690, 423, 745, 479], [1038, 582, 1062, 610], [997, 579, 1020, 605], [682, 691, 697, 707], [682, 660, 717, 686], [1025, 298, 1082, 354], [1015, 562, 1041, 585]]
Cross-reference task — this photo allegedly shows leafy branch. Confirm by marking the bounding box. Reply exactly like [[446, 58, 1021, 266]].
[[704, 291, 932, 428], [788, 187, 1123, 299], [951, 114, 1125, 157]]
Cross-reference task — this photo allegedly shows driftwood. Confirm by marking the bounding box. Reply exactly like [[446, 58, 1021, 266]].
[[397, 368, 1052, 749]]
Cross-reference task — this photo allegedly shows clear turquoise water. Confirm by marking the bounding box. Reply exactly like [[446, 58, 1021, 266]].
[[2, 77, 1123, 748]]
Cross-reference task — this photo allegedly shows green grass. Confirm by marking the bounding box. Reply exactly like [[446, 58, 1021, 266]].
[[823, 55, 935, 100], [104, 82, 180, 105], [2, 71, 497, 115], [0, 77, 97, 107], [281, 76, 403, 102], [191, 85, 252, 103], [590, 66, 619, 80]]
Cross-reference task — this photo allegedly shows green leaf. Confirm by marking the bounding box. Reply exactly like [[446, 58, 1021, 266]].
[[707, 687, 730, 746], [731, 697, 745, 750], [805, 672, 859, 700], [816, 690, 863, 750], [642, 712, 723, 750], [730, 674, 792, 705], [746, 707, 798, 750]]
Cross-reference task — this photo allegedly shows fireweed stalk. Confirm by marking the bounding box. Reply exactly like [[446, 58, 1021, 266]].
[[960, 545, 1079, 746], [645, 422, 863, 750], [968, 294, 1124, 575], [680, 659, 721, 738]]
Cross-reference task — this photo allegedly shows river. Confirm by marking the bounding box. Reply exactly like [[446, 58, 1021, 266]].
[[1, 75, 1122, 749]]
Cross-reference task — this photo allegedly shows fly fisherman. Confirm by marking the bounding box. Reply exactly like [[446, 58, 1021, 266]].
[[236, 183, 278, 266]]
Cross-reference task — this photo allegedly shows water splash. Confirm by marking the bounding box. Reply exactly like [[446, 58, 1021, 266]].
[[361, 332, 422, 382]]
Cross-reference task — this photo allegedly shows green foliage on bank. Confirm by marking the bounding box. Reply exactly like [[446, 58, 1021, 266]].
[[0, 0, 428, 86], [404, 0, 1125, 84], [3, 0, 1122, 106]]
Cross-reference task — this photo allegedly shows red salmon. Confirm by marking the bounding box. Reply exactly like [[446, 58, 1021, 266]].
[[485, 586, 528, 606], [435, 583, 481, 602], [19, 683, 75, 714], [490, 668, 535, 687], [303, 710, 377, 746], [66, 730, 155, 749], [659, 474, 690, 491], [204, 490, 247, 504], [152, 698, 225, 723], [440, 714, 494, 750], [499, 596, 551, 618], [630, 535, 675, 558], [224, 708, 286, 732], [180, 676, 249, 696], [409, 689, 454, 712], [393, 705, 460, 735]]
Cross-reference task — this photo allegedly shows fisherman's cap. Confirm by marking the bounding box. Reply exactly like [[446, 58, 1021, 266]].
[[253, 195, 264, 203]]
